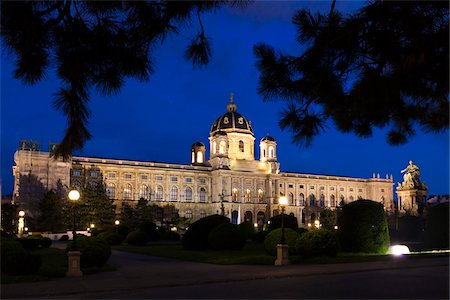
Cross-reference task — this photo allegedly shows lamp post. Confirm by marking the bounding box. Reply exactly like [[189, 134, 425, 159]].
[[67, 189, 82, 277], [275, 195, 289, 266], [18, 210, 25, 238], [115, 220, 120, 232]]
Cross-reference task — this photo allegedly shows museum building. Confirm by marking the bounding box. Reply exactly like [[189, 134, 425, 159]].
[[13, 95, 394, 227]]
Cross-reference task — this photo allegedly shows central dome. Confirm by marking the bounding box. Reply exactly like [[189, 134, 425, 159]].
[[210, 94, 254, 136]]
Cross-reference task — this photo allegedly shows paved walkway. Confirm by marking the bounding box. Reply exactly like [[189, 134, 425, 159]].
[[2, 247, 448, 299]]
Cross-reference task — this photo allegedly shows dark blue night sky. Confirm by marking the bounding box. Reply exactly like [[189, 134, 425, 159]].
[[1, 1, 448, 197]]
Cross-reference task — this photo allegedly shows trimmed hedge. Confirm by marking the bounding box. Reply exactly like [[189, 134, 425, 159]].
[[1, 238, 42, 275], [267, 214, 298, 232], [263, 228, 299, 256], [208, 223, 246, 250], [338, 200, 390, 253], [425, 203, 449, 249], [296, 229, 339, 258], [182, 214, 230, 250], [17, 237, 42, 250], [126, 230, 149, 246], [97, 231, 123, 245], [40, 237, 52, 248], [68, 236, 111, 268]]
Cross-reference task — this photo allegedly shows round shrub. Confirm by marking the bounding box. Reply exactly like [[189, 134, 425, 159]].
[[1, 239, 42, 275], [69, 236, 111, 268], [425, 203, 449, 249], [296, 229, 339, 258], [126, 230, 149, 246], [17, 237, 42, 250], [182, 214, 230, 250], [97, 231, 123, 245], [139, 221, 159, 241], [40, 237, 52, 248], [238, 221, 255, 240], [339, 200, 390, 253], [267, 214, 298, 232], [208, 223, 246, 250], [263, 228, 299, 256]]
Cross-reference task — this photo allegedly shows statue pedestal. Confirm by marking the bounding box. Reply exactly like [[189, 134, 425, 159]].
[[274, 244, 290, 266], [66, 251, 83, 277]]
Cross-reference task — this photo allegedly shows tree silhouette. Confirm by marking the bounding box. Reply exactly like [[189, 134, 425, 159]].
[[1, 1, 247, 158], [254, 1, 448, 146]]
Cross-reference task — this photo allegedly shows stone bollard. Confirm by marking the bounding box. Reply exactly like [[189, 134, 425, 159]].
[[66, 251, 83, 277], [274, 244, 290, 266]]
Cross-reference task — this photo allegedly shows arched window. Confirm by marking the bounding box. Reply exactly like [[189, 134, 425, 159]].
[[340, 195, 345, 206], [239, 140, 244, 152], [185, 187, 193, 201], [139, 185, 149, 200], [319, 194, 325, 207], [258, 189, 264, 203], [309, 194, 316, 206], [197, 151, 203, 163], [199, 187, 207, 202], [288, 192, 294, 205], [155, 185, 163, 200], [106, 183, 115, 199], [212, 141, 217, 154], [349, 196, 354, 202], [169, 186, 178, 201], [299, 193, 305, 206], [263, 149, 266, 157], [123, 184, 132, 200], [245, 189, 251, 202], [199, 210, 207, 219], [269, 146, 274, 158], [191, 151, 195, 163], [232, 188, 239, 202], [219, 141, 226, 154], [330, 195, 336, 207], [185, 209, 193, 219]]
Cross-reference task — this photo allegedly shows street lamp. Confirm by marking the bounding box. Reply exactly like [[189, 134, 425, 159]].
[[68, 190, 80, 249], [115, 220, 120, 232], [67, 189, 82, 277], [275, 195, 289, 266], [18, 210, 25, 237]]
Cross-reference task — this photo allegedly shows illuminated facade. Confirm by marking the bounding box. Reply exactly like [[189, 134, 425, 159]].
[[13, 95, 394, 227]]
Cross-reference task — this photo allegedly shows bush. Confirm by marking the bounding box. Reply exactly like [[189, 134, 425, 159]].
[[126, 230, 149, 246], [40, 237, 52, 248], [208, 223, 247, 250], [17, 237, 42, 250], [252, 231, 268, 243], [238, 221, 255, 240], [296, 229, 339, 258], [425, 203, 449, 249], [97, 231, 123, 245], [117, 225, 130, 240], [182, 214, 230, 250], [267, 214, 298, 232], [396, 215, 424, 241], [263, 228, 299, 256], [67, 236, 111, 268], [59, 235, 69, 241], [139, 221, 159, 241], [338, 200, 390, 253], [1, 238, 42, 275], [159, 229, 180, 241]]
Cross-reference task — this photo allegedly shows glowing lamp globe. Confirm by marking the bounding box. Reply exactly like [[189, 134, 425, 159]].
[[68, 190, 80, 201], [19, 210, 25, 217], [279, 196, 288, 206]]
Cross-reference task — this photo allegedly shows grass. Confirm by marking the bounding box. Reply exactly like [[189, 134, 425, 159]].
[[114, 240, 449, 266]]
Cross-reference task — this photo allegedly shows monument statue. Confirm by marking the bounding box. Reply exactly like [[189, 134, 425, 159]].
[[401, 160, 420, 183]]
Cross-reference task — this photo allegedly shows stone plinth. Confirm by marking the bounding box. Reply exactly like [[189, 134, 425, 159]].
[[66, 251, 83, 277], [274, 244, 290, 266]]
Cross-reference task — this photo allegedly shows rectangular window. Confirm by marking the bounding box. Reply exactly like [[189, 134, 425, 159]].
[[330, 187, 335, 191], [90, 171, 99, 177], [320, 186, 325, 190], [124, 173, 132, 179], [280, 184, 283, 187], [349, 188, 354, 192], [185, 177, 193, 183], [170, 176, 178, 182], [141, 175, 148, 180], [199, 178, 206, 184], [288, 184, 293, 188], [299, 185, 304, 189], [108, 172, 116, 178], [340, 187, 344, 191], [72, 170, 81, 177], [358, 188, 363, 192], [156, 175, 163, 181], [381, 188, 385, 192], [310, 186, 314, 189]]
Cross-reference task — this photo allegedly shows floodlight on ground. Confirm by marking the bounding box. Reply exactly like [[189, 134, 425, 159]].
[[389, 245, 411, 256]]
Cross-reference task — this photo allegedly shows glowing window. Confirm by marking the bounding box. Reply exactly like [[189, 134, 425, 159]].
[[185, 210, 193, 219], [232, 188, 239, 202], [155, 186, 163, 200], [185, 187, 193, 201], [139, 185, 149, 200], [123, 184, 132, 200], [212, 141, 217, 154], [219, 141, 226, 154], [239, 140, 244, 152], [199, 188, 207, 202], [197, 151, 203, 163], [269, 146, 274, 158], [90, 171, 99, 177], [106, 183, 115, 199], [299, 193, 305, 206], [73, 170, 81, 177], [169, 186, 178, 201], [245, 189, 251, 202], [258, 189, 264, 202], [191, 151, 195, 163], [330, 195, 336, 207], [200, 210, 207, 219]]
